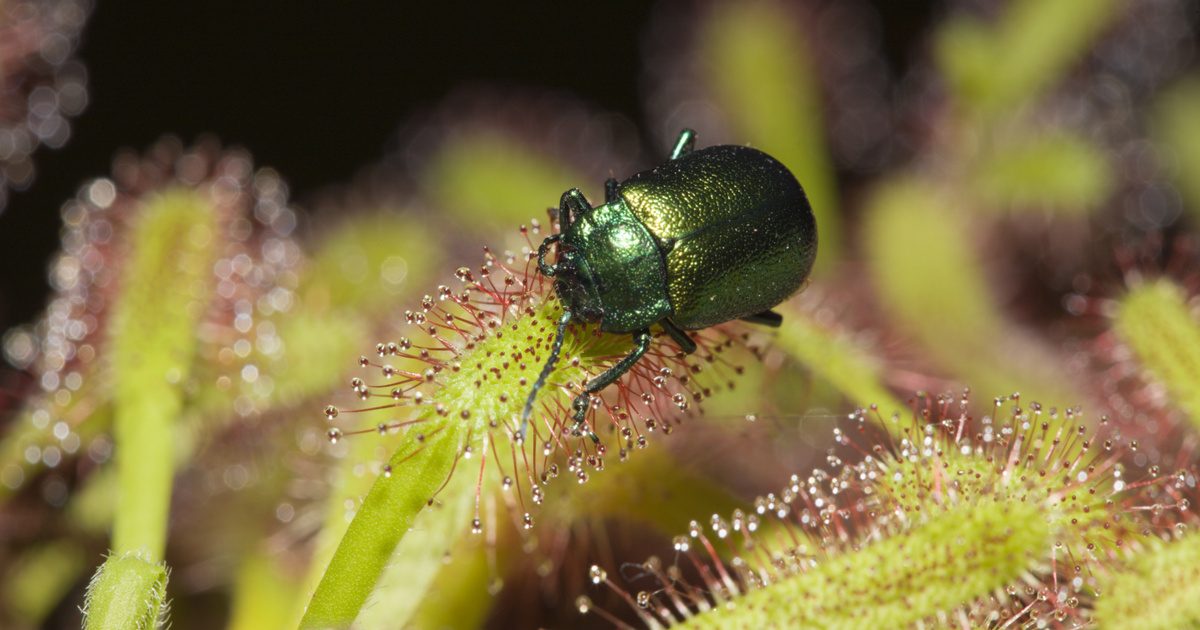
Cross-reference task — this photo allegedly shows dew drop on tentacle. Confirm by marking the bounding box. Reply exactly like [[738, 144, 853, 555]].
[[588, 565, 607, 584]]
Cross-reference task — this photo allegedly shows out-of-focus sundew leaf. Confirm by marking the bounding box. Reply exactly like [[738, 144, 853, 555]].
[[1152, 76, 1200, 217], [2, 541, 86, 626], [970, 133, 1113, 214], [275, 212, 440, 405], [937, 0, 1120, 117], [565, 448, 742, 534], [228, 547, 300, 630], [408, 536, 493, 630], [1113, 279, 1200, 427], [0, 396, 108, 503], [83, 553, 168, 630], [80, 190, 217, 630], [699, 1, 840, 269], [290, 213, 446, 619], [298, 212, 440, 317], [409, 448, 748, 629], [3, 144, 302, 504], [355, 455, 475, 629], [1093, 533, 1200, 630], [67, 465, 117, 534], [773, 309, 907, 428], [864, 178, 1083, 407], [422, 132, 591, 231], [110, 189, 216, 559]]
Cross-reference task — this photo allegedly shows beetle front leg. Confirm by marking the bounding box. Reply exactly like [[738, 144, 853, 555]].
[[604, 178, 620, 203], [571, 328, 653, 441], [559, 188, 593, 230]]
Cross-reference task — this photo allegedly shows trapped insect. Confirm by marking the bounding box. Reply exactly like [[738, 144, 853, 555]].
[[521, 129, 817, 441]]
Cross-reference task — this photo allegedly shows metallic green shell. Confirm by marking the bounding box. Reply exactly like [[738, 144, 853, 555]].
[[619, 145, 817, 329]]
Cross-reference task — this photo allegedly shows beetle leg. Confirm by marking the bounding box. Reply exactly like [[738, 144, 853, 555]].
[[670, 128, 696, 160], [741, 309, 784, 328], [571, 328, 653, 442], [537, 234, 562, 276], [660, 318, 697, 354], [559, 188, 592, 229], [604, 178, 620, 203]]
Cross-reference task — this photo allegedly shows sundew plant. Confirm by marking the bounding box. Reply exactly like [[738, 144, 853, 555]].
[[2, 1, 1200, 628]]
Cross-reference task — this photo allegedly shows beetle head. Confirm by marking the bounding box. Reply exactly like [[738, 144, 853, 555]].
[[536, 235, 604, 323]]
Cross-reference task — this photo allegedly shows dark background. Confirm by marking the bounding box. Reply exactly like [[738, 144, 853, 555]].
[[0, 1, 935, 334]]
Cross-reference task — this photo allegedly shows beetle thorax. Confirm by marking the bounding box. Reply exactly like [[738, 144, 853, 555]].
[[552, 201, 673, 334]]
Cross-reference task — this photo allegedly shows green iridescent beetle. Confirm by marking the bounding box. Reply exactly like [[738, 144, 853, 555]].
[[521, 129, 818, 441]]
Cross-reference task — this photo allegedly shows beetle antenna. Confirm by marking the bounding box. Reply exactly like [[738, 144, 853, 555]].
[[518, 309, 573, 440]]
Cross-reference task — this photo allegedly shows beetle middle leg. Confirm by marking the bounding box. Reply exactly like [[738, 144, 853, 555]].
[[741, 309, 784, 327], [660, 318, 697, 354], [571, 328, 653, 442]]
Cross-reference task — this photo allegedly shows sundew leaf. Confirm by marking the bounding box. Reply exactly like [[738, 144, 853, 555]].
[[421, 131, 591, 232], [1151, 76, 1200, 219], [772, 308, 906, 429], [863, 177, 1085, 408], [937, 0, 1120, 118], [1093, 532, 1200, 629], [1, 541, 86, 626], [406, 448, 747, 629], [969, 132, 1113, 215], [588, 399, 1136, 628], [228, 546, 301, 630], [354, 447, 476, 629], [300, 424, 466, 629], [679, 499, 1051, 629], [110, 189, 216, 559], [1112, 279, 1200, 428]]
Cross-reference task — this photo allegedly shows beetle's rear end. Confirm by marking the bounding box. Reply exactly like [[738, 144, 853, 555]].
[[619, 144, 817, 329]]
